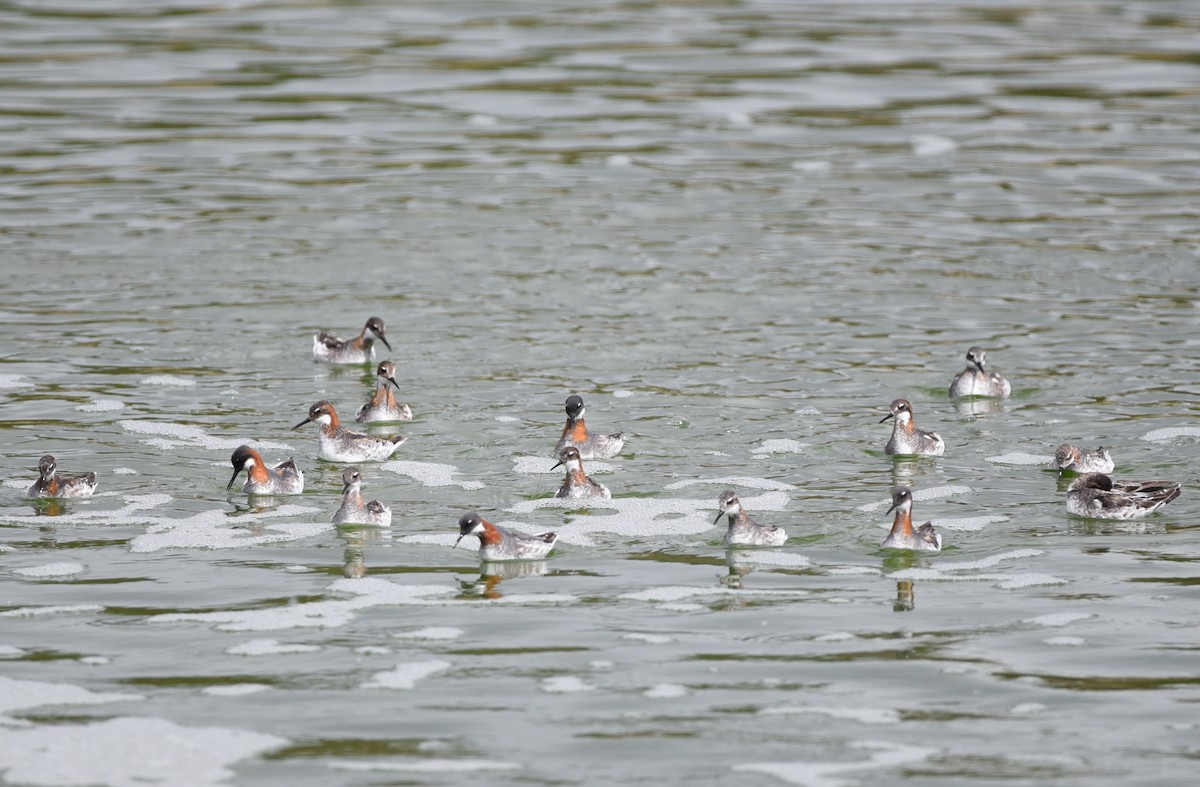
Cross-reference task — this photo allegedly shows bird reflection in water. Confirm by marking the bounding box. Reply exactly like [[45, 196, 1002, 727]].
[[894, 579, 915, 612], [460, 560, 549, 600]]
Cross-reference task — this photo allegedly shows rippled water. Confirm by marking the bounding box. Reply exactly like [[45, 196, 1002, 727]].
[[3, 1, 1200, 784]]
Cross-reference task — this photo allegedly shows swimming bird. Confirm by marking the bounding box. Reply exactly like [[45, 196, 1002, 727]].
[[455, 511, 557, 561], [880, 399, 945, 456], [714, 490, 787, 546], [1065, 473, 1180, 519], [355, 361, 412, 423], [312, 316, 391, 364], [331, 466, 391, 526], [1052, 443, 1114, 475], [226, 445, 303, 495], [25, 455, 97, 499], [948, 345, 1011, 398], [882, 487, 942, 551], [292, 400, 406, 462], [552, 445, 611, 500], [553, 394, 626, 460]]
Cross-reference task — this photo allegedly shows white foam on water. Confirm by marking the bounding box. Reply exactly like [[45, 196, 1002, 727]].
[[488, 593, 577, 605], [1141, 426, 1200, 442], [727, 551, 812, 568], [0, 716, 284, 786], [825, 566, 879, 576], [362, 660, 451, 690], [130, 505, 327, 553], [225, 639, 322, 656], [613, 389, 634, 398], [1011, 702, 1046, 716], [542, 676, 593, 693], [644, 683, 688, 698], [932, 549, 1044, 572], [622, 633, 674, 644], [912, 134, 958, 156], [857, 485, 971, 512], [1043, 636, 1085, 647], [494, 415, 519, 422], [925, 515, 1008, 533], [119, 419, 293, 452], [0, 604, 103, 618], [393, 627, 463, 641], [752, 440, 807, 455], [139, 374, 195, 387], [356, 646, 391, 656], [0, 677, 142, 724], [813, 632, 857, 642], [760, 705, 900, 725], [11, 562, 84, 579], [79, 656, 109, 666], [153, 578, 457, 632], [0, 544, 12, 552], [665, 476, 795, 491], [620, 586, 808, 603], [75, 399, 125, 412], [202, 684, 271, 697], [734, 741, 936, 787], [509, 491, 790, 540], [512, 455, 614, 474], [3, 479, 28, 489], [791, 162, 831, 174], [658, 602, 706, 612], [381, 460, 484, 490], [0, 645, 25, 658], [985, 452, 1052, 465], [607, 153, 633, 167], [328, 758, 521, 773], [284, 565, 311, 573], [113, 467, 138, 475], [1024, 612, 1094, 628], [0, 374, 33, 389]]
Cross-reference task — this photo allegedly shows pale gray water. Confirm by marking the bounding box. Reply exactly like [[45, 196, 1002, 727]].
[[2, 1, 1200, 784]]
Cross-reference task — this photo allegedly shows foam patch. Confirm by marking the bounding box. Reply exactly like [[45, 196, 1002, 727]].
[[857, 485, 971, 512], [0, 716, 283, 785], [131, 506, 327, 553], [665, 476, 795, 491], [0, 374, 33, 389], [508, 491, 790, 540], [119, 420, 293, 452], [751, 440, 807, 455], [734, 741, 936, 784], [622, 633, 675, 644], [139, 375, 195, 386], [393, 627, 463, 641], [986, 453, 1053, 465], [542, 676, 593, 693], [512, 456, 614, 474], [12, 562, 84, 578], [0, 604, 103, 618], [0, 677, 142, 723], [381, 461, 484, 490], [202, 684, 271, 697], [225, 640, 321, 656], [362, 660, 451, 690], [1142, 426, 1200, 442], [75, 399, 125, 412], [760, 705, 900, 725], [644, 683, 688, 698]]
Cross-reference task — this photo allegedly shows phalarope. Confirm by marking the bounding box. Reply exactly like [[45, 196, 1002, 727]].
[[882, 487, 942, 551], [355, 361, 412, 423], [880, 399, 945, 456], [25, 455, 97, 499], [553, 394, 626, 460], [714, 490, 787, 546], [1052, 443, 1114, 475], [331, 466, 391, 526], [1066, 473, 1180, 519], [226, 445, 303, 495], [552, 445, 611, 500], [455, 511, 557, 561], [948, 345, 1011, 398], [312, 316, 391, 364], [292, 400, 406, 462]]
